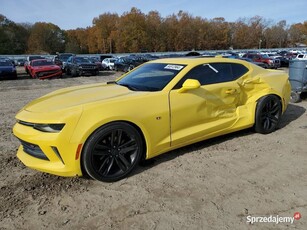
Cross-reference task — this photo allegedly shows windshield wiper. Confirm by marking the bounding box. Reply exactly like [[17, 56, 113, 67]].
[[117, 83, 139, 91], [106, 81, 117, 84]]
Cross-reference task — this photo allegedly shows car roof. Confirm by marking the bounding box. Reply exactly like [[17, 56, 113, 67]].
[[150, 57, 248, 66]]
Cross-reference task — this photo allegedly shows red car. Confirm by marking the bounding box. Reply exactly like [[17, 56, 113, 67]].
[[28, 59, 62, 79]]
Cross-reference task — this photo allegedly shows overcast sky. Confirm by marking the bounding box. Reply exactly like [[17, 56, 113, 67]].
[[1, 0, 306, 30]]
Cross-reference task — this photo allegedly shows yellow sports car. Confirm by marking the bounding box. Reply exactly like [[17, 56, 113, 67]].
[[13, 57, 291, 182]]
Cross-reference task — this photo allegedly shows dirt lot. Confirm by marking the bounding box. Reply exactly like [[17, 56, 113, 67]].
[[0, 67, 306, 229]]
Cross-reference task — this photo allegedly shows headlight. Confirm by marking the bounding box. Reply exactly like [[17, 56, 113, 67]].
[[18, 120, 65, 133], [33, 124, 65, 132]]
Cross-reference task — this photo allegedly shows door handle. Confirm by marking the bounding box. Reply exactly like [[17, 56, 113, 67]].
[[225, 89, 237, 94]]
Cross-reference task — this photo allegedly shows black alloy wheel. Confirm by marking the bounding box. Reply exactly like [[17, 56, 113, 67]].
[[254, 95, 282, 134], [82, 122, 144, 182]]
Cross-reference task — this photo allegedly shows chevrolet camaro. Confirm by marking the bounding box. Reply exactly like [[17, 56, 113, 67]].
[[13, 57, 291, 182]]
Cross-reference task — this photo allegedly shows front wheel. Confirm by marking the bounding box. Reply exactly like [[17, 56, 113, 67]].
[[71, 68, 79, 77], [254, 95, 282, 134], [82, 122, 144, 182]]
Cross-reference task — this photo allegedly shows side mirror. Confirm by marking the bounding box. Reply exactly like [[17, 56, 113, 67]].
[[178, 79, 201, 93]]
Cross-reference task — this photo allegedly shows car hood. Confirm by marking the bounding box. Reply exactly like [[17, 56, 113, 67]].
[[32, 65, 59, 71], [0, 66, 14, 71], [23, 83, 141, 113]]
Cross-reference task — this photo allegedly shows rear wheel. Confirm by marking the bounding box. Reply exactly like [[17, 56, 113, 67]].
[[254, 95, 282, 134], [82, 122, 144, 182]]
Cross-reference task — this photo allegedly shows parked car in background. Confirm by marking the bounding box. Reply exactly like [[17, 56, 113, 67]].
[[114, 55, 149, 72], [53, 53, 74, 72], [25, 55, 44, 74], [102, 58, 117, 70], [15, 58, 26, 66], [295, 53, 307, 60], [65, 56, 99, 77], [114, 57, 138, 72], [99, 55, 114, 62], [242, 53, 280, 69], [27, 59, 62, 79], [0, 58, 17, 79], [239, 58, 266, 68], [87, 56, 104, 70]]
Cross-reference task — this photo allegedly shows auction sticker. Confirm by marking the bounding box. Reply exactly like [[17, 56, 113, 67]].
[[164, 64, 184, 71]]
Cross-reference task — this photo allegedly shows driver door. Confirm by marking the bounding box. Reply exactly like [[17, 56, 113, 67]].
[[169, 62, 244, 148]]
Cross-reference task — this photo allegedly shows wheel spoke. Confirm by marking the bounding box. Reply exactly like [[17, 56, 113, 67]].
[[93, 149, 109, 156], [120, 144, 138, 154], [119, 139, 135, 148], [95, 143, 111, 151], [268, 114, 279, 124], [103, 158, 114, 176], [110, 130, 115, 147], [117, 130, 123, 146], [264, 119, 270, 130], [98, 157, 109, 173], [115, 156, 130, 172], [118, 154, 131, 169]]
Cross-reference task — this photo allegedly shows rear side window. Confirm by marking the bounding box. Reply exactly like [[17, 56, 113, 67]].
[[174, 62, 249, 88]]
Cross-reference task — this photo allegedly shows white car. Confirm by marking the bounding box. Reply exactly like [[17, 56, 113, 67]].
[[295, 54, 307, 60], [102, 58, 117, 70]]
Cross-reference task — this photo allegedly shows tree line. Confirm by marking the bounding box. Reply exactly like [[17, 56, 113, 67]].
[[1, 8, 307, 55]]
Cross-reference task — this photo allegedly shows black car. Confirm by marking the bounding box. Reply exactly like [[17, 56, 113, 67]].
[[65, 56, 99, 77], [114, 57, 135, 72], [114, 56, 146, 72], [53, 53, 74, 72]]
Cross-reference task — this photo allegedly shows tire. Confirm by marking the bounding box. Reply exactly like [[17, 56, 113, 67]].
[[290, 91, 301, 103], [82, 122, 144, 182], [263, 63, 269, 69], [93, 70, 99, 76], [254, 95, 282, 134], [71, 68, 78, 77], [65, 68, 71, 75]]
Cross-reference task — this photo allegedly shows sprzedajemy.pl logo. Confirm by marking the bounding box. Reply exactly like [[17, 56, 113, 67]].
[[246, 212, 301, 225]]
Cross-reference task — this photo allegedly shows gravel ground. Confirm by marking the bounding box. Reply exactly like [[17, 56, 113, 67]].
[[0, 67, 306, 230]]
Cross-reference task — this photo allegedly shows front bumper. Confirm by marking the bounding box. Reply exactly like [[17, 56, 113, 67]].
[[13, 108, 83, 177]]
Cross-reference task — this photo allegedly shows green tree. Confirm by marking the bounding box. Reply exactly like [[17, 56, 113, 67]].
[[0, 15, 29, 54], [27, 22, 65, 54]]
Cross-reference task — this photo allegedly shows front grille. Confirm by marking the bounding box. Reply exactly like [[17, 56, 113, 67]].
[[80, 65, 96, 70], [37, 70, 60, 77], [19, 139, 49, 161]]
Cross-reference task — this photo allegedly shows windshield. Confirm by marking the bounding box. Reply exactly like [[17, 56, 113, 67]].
[[75, 57, 91, 63], [32, 60, 54, 66], [0, 60, 13, 66], [261, 54, 270, 58], [117, 63, 186, 91], [59, 54, 72, 62]]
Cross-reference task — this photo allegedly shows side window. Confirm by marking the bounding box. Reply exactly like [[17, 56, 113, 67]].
[[231, 63, 249, 79], [174, 62, 249, 89]]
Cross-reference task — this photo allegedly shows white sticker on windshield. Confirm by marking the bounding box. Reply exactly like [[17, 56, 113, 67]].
[[164, 64, 184, 71]]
